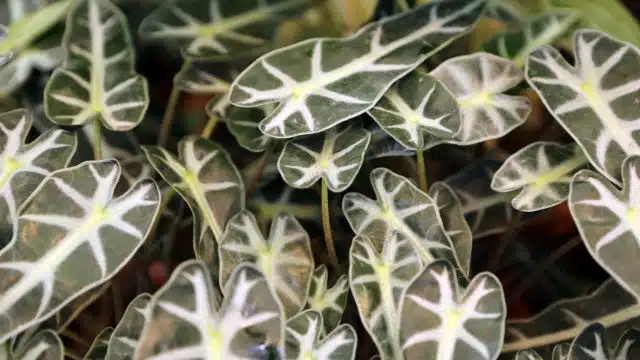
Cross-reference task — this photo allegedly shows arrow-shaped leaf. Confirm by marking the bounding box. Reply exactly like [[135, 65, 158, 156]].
[[567, 323, 640, 360], [105, 293, 151, 360], [229, 0, 487, 138], [306, 265, 349, 336], [526, 29, 640, 185], [430, 52, 531, 145], [349, 232, 422, 360], [278, 125, 371, 192], [135, 260, 284, 359], [492, 142, 588, 212], [343, 167, 461, 269], [219, 210, 314, 318], [12, 330, 63, 360], [44, 0, 149, 131], [569, 155, 640, 299], [284, 309, 357, 360], [399, 259, 506, 360], [0, 159, 160, 342], [368, 71, 461, 150]]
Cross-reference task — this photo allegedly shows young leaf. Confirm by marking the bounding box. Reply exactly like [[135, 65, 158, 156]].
[[12, 330, 63, 360], [492, 142, 588, 212], [483, 10, 580, 67], [567, 323, 640, 359], [502, 279, 640, 353], [430, 52, 531, 145], [306, 265, 349, 336], [515, 350, 542, 360], [0, 159, 160, 342], [569, 155, 640, 299], [84, 328, 113, 360], [284, 310, 357, 360], [226, 104, 276, 153], [105, 293, 151, 360], [429, 182, 473, 277], [173, 61, 231, 95], [277, 126, 371, 192], [343, 167, 461, 269], [135, 260, 284, 359], [218, 210, 314, 318], [0, 109, 76, 244], [349, 232, 422, 360], [526, 29, 640, 185], [399, 260, 506, 360], [44, 0, 149, 131], [142, 136, 245, 267], [367, 71, 461, 151], [229, 0, 487, 138]]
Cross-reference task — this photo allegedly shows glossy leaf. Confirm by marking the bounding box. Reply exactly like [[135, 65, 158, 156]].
[[526, 29, 640, 185], [306, 265, 349, 336], [226, 104, 276, 153], [349, 232, 422, 360], [44, 0, 149, 131], [284, 310, 357, 360], [492, 142, 588, 212], [135, 260, 284, 359], [569, 155, 640, 299], [567, 323, 640, 359], [0, 109, 76, 245], [430, 52, 531, 145], [399, 260, 506, 360], [84, 328, 112, 360], [12, 330, 63, 360], [429, 182, 473, 276], [343, 167, 461, 268], [278, 125, 371, 192], [229, 0, 487, 138], [105, 293, 151, 360], [138, 0, 313, 60], [367, 71, 461, 150], [0, 160, 160, 342], [219, 210, 313, 318], [483, 10, 580, 67]]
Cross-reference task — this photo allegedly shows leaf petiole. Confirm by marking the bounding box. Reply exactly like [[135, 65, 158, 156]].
[[321, 179, 339, 272], [416, 148, 428, 192], [92, 118, 102, 160]]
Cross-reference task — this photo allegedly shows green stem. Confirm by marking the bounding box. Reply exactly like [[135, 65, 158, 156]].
[[92, 119, 102, 160], [321, 179, 339, 271], [416, 149, 428, 192], [158, 60, 191, 147], [201, 114, 218, 138]]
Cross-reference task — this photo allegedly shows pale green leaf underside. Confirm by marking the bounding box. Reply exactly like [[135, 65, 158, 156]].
[[526, 29, 640, 186], [173, 60, 231, 94], [368, 71, 461, 151], [105, 293, 151, 360], [44, 0, 149, 131], [430, 52, 531, 145], [135, 260, 284, 360], [483, 10, 580, 67], [400, 260, 506, 360], [307, 265, 349, 336], [492, 141, 588, 212], [567, 323, 640, 359], [219, 209, 314, 318], [342, 167, 461, 269], [502, 279, 640, 353], [0, 159, 160, 343], [13, 329, 64, 360], [84, 328, 112, 360], [0, 109, 76, 246], [138, 0, 312, 60], [285, 310, 358, 360], [349, 233, 422, 360], [142, 136, 245, 264], [278, 126, 371, 192], [229, 0, 487, 138], [569, 155, 640, 300], [226, 104, 275, 152], [429, 182, 472, 277]]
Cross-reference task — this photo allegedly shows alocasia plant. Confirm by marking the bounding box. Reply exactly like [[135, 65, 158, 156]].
[[284, 309, 358, 360], [306, 265, 349, 336]]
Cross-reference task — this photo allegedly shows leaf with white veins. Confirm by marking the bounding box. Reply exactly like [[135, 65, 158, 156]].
[[399, 260, 506, 360], [12, 330, 63, 360], [526, 29, 640, 185], [105, 293, 151, 360], [173, 60, 232, 94], [226, 104, 276, 153], [44, 0, 149, 131], [0, 159, 160, 342], [229, 0, 487, 138], [284, 310, 357, 360], [492, 142, 588, 212], [567, 323, 640, 360], [135, 260, 284, 360], [349, 232, 422, 360], [278, 125, 371, 192], [306, 265, 349, 336], [84, 328, 112, 360], [515, 350, 543, 360], [219, 210, 314, 318], [430, 52, 531, 145]]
